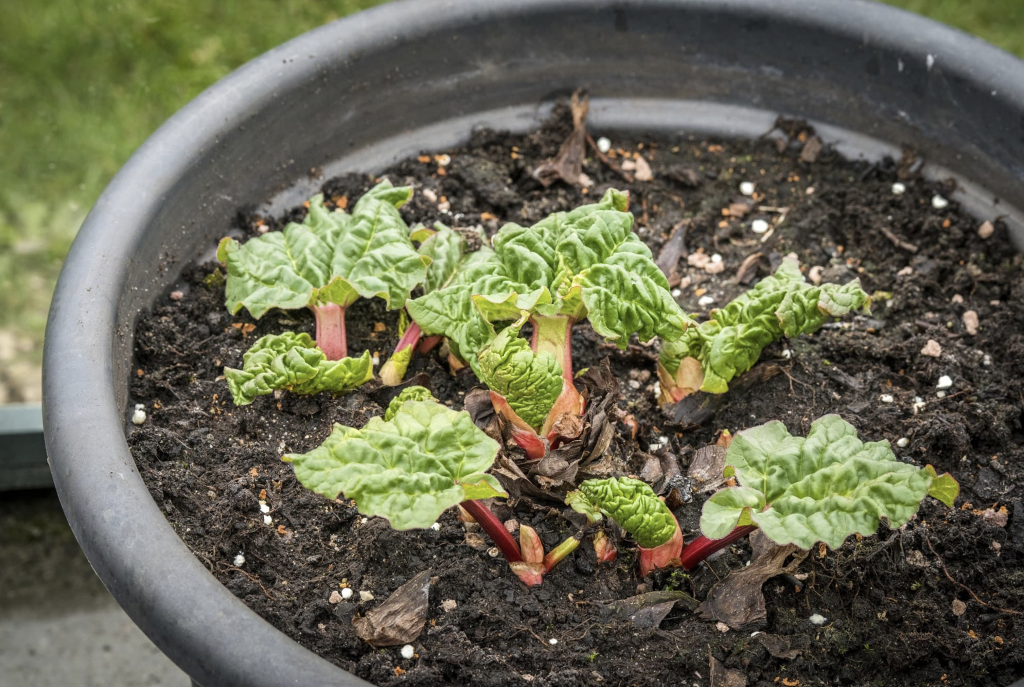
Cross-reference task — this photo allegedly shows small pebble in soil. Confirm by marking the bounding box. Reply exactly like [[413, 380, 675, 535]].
[[401, 644, 415, 659], [430, 522, 440, 531], [596, 136, 612, 153], [437, 200, 451, 213], [329, 591, 342, 604], [932, 194, 949, 209], [978, 220, 995, 239], [880, 394, 894, 404], [920, 340, 942, 357], [132, 403, 147, 425], [936, 375, 953, 390], [962, 310, 979, 335], [259, 501, 270, 513], [341, 587, 354, 600], [896, 437, 909, 448], [233, 553, 246, 567], [951, 294, 964, 304], [809, 614, 828, 626], [739, 181, 755, 196], [169, 290, 184, 301], [671, 288, 681, 298], [751, 219, 769, 234], [697, 295, 716, 307], [359, 591, 374, 602], [628, 380, 641, 390], [715, 622, 730, 633], [548, 638, 558, 645], [912, 396, 926, 413], [422, 188, 437, 203], [891, 182, 906, 195], [805, 186, 815, 195], [263, 515, 272, 526], [442, 599, 458, 612], [487, 547, 500, 558]]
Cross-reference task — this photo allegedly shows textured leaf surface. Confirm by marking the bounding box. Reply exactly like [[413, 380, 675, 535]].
[[224, 332, 373, 405], [384, 385, 436, 421], [408, 189, 691, 363], [219, 182, 428, 318], [700, 415, 959, 550], [659, 259, 870, 394], [285, 399, 504, 529], [567, 477, 677, 549], [477, 319, 564, 431]]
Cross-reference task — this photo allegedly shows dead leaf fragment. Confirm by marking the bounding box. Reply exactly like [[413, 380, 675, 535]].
[[698, 530, 808, 631], [687, 445, 728, 492], [709, 653, 747, 687], [352, 570, 431, 647], [799, 135, 823, 163], [599, 590, 699, 629], [532, 91, 590, 187], [757, 633, 802, 660]]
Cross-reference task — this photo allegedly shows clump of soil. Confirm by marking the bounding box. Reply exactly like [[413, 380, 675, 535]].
[[129, 106, 1024, 686]]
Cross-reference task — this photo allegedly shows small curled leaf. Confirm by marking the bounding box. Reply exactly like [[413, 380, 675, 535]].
[[384, 386, 436, 421], [567, 477, 677, 549]]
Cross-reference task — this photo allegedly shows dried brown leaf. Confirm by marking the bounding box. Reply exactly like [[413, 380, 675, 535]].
[[352, 570, 432, 647]]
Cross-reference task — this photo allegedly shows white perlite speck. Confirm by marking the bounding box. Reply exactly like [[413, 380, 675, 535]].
[[739, 181, 755, 196], [233, 553, 246, 567], [263, 515, 272, 526], [896, 437, 909, 448], [710, 253, 722, 263], [401, 645, 415, 659], [932, 194, 949, 209], [880, 394, 894, 404], [132, 404, 147, 425], [891, 182, 906, 195], [259, 501, 270, 513], [359, 591, 375, 602], [671, 288, 681, 298], [341, 587, 354, 600], [548, 638, 558, 645], [697, 295, 715, 307], [628, 379, 641, 390], [936, 375, 953, 390], [809, 614, 827, 626], [430, 522, 441, 531], [751, 219, 769, 234], [596, 137, 612, 153]]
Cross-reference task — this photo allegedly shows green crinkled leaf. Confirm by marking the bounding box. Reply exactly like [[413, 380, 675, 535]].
[[407, 188, 691, 365], [384, 386, 436, 422], [284, 399, 505, 530], [218, 181, 428, 318], [699, 415, 959, 550], [566, 477, 677, 549], [224, 332, 373, 405], [659, 258, 870, 394], [477, 319, 564, 431]]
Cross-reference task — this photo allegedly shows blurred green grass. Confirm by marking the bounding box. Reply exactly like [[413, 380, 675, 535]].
[[0, 0, 1020, 402]]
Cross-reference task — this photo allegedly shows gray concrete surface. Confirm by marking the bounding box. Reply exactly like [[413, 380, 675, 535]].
[[0, 490, 189, 687]]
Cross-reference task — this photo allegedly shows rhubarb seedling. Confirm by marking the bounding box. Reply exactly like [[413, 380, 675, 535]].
[[284, 387, 577, 585], [658, 258, 869, 404], [681, 415, 959, 568], [409, 190, 692, 457], [567, 477, 683, 576], [218, 181, 429, 360], [380, 223, 496, 385], [224, 332, 373, 405]]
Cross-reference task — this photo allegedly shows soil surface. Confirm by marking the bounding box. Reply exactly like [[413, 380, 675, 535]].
[[129, 105, 1024, 687]]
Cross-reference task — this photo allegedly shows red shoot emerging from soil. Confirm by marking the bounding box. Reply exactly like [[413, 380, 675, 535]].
[[380, 321, 423, 386], [311, 303, 347, 360], [638, 520, 684, 577]]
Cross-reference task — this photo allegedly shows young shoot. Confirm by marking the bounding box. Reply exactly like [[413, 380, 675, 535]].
[[408, 190, 692, 458], [218, 181, 429, 361], [284, 387, 577, 586], [657, 258, 869, 404], [567, 477, 683, 576]]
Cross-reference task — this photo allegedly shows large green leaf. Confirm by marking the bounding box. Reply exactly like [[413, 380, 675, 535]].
[[700, 415, 959, 550], [284, 398, 505, 530], [476, 317, 564, 432], [407, 188, 691, 363], [218, 181, 429, 318], [224, 332, 373, 405], [659, 259, 870, 395], [566, 477, 677, 549]]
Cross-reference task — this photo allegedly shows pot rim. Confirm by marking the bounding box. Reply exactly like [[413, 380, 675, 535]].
[[42, 2, 1024, 686]]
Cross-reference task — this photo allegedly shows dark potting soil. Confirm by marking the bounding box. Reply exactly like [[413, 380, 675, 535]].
[[128, 106, 1024, 687]]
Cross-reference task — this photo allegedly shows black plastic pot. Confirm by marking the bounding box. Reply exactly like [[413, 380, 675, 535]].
[[43, 1, 1024, 686]]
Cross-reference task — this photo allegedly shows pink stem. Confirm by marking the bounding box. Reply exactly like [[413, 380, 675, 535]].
[[417, 334, 443, 354], [679, 525, 759, 570], [461, 500, 523, 564], [311, 303, 347, 360], [394, 320, 422, 354], [530, 315, 575, 387]]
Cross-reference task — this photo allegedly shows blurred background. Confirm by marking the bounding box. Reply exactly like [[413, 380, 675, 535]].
[[0, 0, 1021, 685]]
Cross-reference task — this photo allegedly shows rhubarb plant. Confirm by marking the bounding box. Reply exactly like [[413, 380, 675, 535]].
[[380, 223, 496, 385], [567, 477, 683, 576], [408, 189, 692, 457], [218, 181, 429, 361], [224, 332, 373, 405], [658, 259, 869, 404], [284, 386, 577, 585]]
